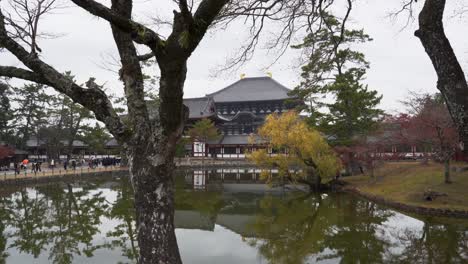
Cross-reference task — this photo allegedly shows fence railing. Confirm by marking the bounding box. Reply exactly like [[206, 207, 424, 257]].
[[1, 166, 127, 182]]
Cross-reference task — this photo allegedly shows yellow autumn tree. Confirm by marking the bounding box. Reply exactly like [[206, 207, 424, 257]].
[[248, 111, 341, 190]]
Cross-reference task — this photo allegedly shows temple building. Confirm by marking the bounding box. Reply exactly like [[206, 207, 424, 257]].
[[184, 76, 301, 158]]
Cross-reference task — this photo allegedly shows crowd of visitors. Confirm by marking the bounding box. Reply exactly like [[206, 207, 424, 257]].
[[0, 157, 122, 174]]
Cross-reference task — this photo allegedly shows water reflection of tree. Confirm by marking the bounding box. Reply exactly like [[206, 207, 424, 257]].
[[247, 194, 327, 264], [45, 183, 108, 263], [105, 177, 139, 263], [7, 189, 49, 258], [0, 195, 12, 264], [104, 177, 224, 263], [388, 223, 468, 264], [320, 195, 394, 263], [247, 194, 394, 264], [0, 183, 108, 264]]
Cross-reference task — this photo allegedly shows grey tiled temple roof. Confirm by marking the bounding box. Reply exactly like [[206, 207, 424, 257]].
[[105, 138, 119, 148], [14, 149, 29, 155], [183, 97, 215, 119], [25, 137, 87, 148], [206, 77, 292, 102]]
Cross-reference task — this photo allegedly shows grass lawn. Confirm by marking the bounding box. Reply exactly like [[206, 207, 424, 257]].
[[342, 161, 468, 211]]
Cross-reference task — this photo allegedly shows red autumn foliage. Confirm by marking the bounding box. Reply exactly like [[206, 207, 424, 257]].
[[393, 94, 459, 160], [0, 145, 14, 160]]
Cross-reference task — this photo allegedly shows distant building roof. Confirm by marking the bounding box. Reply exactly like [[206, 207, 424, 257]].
[[183, 97, 215, 119], [67, 140, 87, 147], [206, 77, 292, 103], [14, 149, 29, 155], [105, 138, 120, 148], [217, 111, 264, 122], [26, 137, 87, 148], [25, 138, 46, 148]]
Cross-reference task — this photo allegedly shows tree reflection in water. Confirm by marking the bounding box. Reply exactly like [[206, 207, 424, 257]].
[[387, 222, 468, 264], [246, 193, 394, 264], [103, 176, 224, 263], [0, 176, 466, 264], [246, 193, 468, 264], [0, 182, 108, 264], [104, 177, 138, 262]]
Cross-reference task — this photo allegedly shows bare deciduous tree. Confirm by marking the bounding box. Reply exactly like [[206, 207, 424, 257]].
[[0, 0, 350, 262]]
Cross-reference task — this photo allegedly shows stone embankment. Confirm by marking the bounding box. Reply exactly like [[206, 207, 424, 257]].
[[0, 167, 128, 187], [338, 182, 468, 219]]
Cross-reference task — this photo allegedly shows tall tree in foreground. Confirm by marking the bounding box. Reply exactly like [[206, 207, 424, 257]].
[[0, 0, 353, 262], [249, 112, 341, 190], [407, 0, 468, 153]]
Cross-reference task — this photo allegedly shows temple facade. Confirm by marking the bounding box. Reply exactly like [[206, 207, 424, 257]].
[[184, 76, 301, 158]]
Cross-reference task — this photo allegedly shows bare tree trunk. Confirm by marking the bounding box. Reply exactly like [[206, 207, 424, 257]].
[[130, 155, 181, 264], [444, 157, 451, 184], [347, 151, 354, 176], [0, 1, 227, 262], [415, 0, 468, 153], [128, 61, 187, 264]]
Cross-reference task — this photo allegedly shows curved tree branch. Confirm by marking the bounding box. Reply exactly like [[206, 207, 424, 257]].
[[0, 66, 51, 85], [109, 0, 149, 138], [0, 9, 129, 141], [70, 0, 166, 55], [414, 0, 468, 152]]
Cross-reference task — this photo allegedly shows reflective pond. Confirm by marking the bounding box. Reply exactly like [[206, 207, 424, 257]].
[[0, 168, 467, 264]]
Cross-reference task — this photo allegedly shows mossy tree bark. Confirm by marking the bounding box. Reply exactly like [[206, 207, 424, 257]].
[[0, 0, 228, 262], [415, 0, 468, 153]]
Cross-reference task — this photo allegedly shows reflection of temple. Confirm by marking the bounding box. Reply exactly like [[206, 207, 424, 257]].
[[183, 168, 279, 189], [180, 168, 303, 196], [174, 191, 261, 238], [184, 76, 301, 157]]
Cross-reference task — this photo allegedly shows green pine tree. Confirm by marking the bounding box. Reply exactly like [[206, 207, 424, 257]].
[[11, 83, 52, 148], [0, 82, 13, 142], [291, 13, 383, 146]]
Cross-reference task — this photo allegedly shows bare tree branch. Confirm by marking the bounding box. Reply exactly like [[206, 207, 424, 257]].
[[109, 0, 149, 137], [3, 0, 63, 54], [213, 0, 352, 73], [138, 51, 155, 61], [70, 0, 166, 55], [0, 65, 51, 84], [0, 8, 129, 141], [414, 0, 468, 152]]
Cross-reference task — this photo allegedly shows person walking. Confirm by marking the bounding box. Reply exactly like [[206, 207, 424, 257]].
[[64, 160, 68, 171], [72, 160, 76, 170], [13, 162, 18, 175], [36, 162, 41, 172]]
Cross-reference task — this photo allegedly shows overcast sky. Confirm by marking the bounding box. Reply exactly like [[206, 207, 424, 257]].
[[1, 0, 468, 113]]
